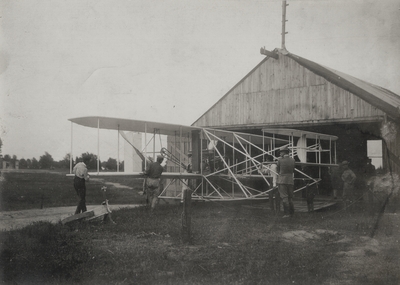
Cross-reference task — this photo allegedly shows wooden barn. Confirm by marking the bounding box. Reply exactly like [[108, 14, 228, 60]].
[[192, 48, 400, 178]]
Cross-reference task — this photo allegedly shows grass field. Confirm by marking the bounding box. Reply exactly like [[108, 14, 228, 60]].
[[0, 170, 146, 211], [1, 170, 400, 284]]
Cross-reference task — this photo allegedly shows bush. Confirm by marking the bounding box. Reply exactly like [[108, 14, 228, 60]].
[[0, 221, 92, 283]]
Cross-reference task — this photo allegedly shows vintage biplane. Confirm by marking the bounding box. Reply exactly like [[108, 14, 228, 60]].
[[67, 116, 338, 202]]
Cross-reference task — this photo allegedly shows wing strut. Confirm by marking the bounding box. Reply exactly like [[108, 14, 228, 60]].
[[119, 130, 148, 163]]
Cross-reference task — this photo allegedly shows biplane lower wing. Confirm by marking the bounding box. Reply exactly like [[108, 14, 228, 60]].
[[66, 172, 203, 179]]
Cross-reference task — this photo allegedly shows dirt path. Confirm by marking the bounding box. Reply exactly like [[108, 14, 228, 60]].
[[0, 204, 140, 231]]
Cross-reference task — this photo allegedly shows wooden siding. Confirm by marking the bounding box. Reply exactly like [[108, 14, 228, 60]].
[[193, 55, 385, 128]]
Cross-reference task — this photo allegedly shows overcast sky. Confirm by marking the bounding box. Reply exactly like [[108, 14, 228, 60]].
[[1, 0, 399, 161]]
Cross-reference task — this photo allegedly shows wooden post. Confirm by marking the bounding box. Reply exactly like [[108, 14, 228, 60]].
[[97, 118, 100, 174], [70, 121, 73, 174], [117, 125, 120, 172], [182, 188, 192, 244], [191, 130, 201, 195]]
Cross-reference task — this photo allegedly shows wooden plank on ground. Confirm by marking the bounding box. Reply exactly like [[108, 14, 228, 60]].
[[61, 211, 94, 224], [241, 199, 338, 213], [86, 205, 110, 221]]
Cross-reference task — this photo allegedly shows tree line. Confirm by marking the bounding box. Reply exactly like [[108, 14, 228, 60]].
[[1, 152, 124, 171]]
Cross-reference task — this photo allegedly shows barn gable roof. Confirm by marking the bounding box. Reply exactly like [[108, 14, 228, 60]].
[[192, 56, 269, 127], [286, 52, 400, 121], [192, 49, 400, 126]]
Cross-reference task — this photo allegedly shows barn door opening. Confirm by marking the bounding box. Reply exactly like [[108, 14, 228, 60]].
[[367, 140, 383, 169]]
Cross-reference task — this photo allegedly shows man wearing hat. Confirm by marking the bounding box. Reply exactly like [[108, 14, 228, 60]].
[[363, 158, 376, 206], [341, 160, 356, 210], [144, 155, 165, 212], [72, 159, 90, 215], [277, 146, 296, 218]]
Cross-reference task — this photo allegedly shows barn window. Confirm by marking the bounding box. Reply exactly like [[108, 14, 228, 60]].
[[367, 140, 383, 169]]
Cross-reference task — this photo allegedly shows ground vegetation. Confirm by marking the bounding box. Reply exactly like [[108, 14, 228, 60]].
[[0, 170, 399, 284]]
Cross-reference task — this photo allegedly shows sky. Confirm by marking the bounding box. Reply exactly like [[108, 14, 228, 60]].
[[1, 0, 399, 162]]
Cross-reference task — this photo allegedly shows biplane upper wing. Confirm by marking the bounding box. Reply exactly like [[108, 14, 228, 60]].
[[69, 116, 202, 136], [69, 116, 289, 145]]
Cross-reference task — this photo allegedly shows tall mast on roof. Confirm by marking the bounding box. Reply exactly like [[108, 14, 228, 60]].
[[260, 0, 288, 57], [281, 0, 289, 50]]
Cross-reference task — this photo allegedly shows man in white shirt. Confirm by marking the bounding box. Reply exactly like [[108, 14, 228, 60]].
[[268, 162, 280, 214], [73, 161, 90, 214], [277, 147, 295, 218]]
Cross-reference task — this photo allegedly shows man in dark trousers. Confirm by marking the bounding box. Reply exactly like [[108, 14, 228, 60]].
[[269, 162, 280, 214], [144, 155, 164, 212], [330, 164, 343, 199], [341, 160, 356, 210], [73, 160, 90, 215], [277, 146, 295, 218], [363, 158, 376, 206]]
